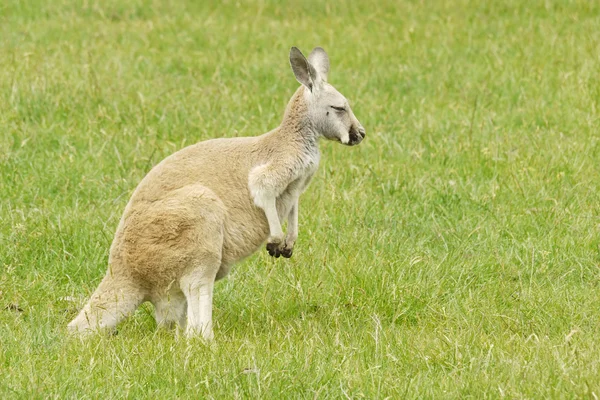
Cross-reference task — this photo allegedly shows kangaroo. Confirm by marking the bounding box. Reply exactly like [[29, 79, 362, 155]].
[[68, 47, 366, 340]]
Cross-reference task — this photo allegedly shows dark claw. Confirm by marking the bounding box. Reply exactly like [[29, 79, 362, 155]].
[[281, 247, 293, 258], [266, 242, 281, 257]]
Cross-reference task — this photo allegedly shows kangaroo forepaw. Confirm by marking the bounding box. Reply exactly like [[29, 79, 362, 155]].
[[266, 242, 282, 258], [280, 246, 293, 258], [266, 241, 294, 258]]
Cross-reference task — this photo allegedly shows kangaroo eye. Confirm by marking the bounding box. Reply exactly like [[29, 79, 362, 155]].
[[331, 106, 346, 112]]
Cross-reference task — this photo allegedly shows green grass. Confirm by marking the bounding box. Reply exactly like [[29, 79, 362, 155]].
[[1, 0, 600, 397]]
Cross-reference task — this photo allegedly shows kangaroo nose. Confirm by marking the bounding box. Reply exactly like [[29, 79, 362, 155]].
[[358, 126, 366, 138]]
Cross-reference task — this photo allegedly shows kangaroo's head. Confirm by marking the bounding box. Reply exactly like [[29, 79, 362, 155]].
[[289, 47, 365, 146]]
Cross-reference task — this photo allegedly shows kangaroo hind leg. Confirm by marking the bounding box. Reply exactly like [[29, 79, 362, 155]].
[[170, 184, 225, 340], [180, 259, 221, 341]]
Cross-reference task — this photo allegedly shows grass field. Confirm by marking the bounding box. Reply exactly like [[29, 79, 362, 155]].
[[1, 0, 600, 397]]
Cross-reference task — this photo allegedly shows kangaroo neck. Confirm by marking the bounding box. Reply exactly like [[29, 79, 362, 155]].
[[276, 86, 319, 148]]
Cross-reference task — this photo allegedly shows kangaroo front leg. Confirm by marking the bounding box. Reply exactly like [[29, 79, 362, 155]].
[[259, 195, 286, 257], [249, 163, 292, 257], [280, 201, 298, 258], [262, 196, 285, 242]]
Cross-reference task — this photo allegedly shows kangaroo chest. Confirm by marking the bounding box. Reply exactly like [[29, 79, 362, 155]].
[[276, 152, 320, 218]]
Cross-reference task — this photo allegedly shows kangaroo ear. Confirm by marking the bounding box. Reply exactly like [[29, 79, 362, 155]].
[[289, 47, 320, 92], [308, 47, 329, 82]]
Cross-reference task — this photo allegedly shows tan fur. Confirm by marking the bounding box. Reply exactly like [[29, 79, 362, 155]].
[[68, 47, 365, 340]]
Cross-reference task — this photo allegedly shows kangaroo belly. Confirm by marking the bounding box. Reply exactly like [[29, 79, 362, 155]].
[[221, 203, 270, 264]]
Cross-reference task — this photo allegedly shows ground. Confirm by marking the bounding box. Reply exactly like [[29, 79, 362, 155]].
[[1, 0, 600, 398]]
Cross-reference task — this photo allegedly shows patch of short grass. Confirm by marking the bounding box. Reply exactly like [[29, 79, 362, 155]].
[[1, 0, 600, 397]]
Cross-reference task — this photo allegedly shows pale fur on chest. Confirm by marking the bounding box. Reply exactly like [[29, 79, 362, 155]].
[[276, 150, 320, 219], [248, 143, 320, 219]]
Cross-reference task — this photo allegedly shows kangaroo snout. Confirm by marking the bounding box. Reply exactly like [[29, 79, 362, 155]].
[[348, 125, 366, 146]]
